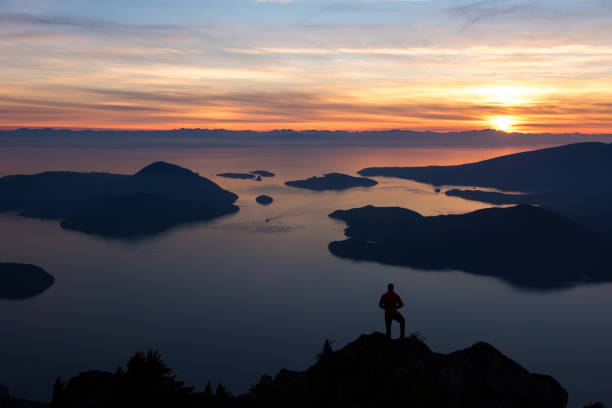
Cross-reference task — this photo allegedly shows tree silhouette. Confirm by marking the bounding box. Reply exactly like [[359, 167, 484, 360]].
[[317, 339, 334, 361], [108, 350, 194, 407], [49, 377, 65, 408], [203, 381, 213, 398], [215, 383, 231, 398]]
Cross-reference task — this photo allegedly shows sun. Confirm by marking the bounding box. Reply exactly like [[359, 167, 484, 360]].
[[491, 116, 515, 132]]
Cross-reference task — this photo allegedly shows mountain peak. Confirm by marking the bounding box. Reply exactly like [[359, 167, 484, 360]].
[[135, 162, 196, 178]]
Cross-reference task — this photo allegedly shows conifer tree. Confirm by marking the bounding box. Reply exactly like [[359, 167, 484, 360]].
[[50, 377, 65, 408], [215, 383, 231, 398], [203, 381, 213, 398], [317, 339, 334, 361]]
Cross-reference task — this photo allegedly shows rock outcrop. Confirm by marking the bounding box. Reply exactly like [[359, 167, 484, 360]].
[[49, 333, 567, 408], [247, 333, 568, 408]]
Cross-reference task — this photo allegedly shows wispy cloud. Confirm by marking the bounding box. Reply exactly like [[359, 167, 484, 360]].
[[1, 2, 612, 131]]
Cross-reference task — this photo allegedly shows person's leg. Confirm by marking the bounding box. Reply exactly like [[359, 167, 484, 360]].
[[394, 313, 406, 339], [385, 314, 392, 339]]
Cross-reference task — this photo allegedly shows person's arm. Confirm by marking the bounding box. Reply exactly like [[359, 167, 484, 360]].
[[379, 296, 385, 309], [396, 296, 404, 309]]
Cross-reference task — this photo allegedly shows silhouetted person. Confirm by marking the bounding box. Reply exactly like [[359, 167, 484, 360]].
[[379, 283, 405, 339]]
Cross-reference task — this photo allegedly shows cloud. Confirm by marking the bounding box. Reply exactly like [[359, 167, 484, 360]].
[[1, 2, 612, 132]]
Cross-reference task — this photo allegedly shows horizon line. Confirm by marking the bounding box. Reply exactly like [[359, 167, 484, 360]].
[[1, 126, 609, 136]]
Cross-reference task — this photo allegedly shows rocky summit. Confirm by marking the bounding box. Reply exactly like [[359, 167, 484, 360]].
[[247, 332, 567, 408], [51, 333, 567, 408]]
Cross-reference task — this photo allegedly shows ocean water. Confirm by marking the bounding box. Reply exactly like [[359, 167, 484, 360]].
[[1, 145, 611, 407]]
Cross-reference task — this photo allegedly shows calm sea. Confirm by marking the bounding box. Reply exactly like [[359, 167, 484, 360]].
[[1, 145, 610, 407]]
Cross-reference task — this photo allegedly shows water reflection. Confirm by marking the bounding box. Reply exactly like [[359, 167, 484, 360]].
[[213, 220, 301, 234]]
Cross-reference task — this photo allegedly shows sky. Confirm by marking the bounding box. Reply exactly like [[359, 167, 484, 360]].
[[1, 0, 612, 132]]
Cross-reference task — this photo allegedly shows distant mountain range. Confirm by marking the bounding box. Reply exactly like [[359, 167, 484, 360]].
[[1, 128, 611, 148]]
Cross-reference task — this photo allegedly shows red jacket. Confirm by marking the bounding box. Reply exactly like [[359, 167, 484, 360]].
[[379, 290, 403, 316]]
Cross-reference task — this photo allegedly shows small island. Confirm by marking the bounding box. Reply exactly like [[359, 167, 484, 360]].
[[250, 170, 275, 177], [328, 204, 611, 289], [255, 195, 274, 205], [216, 173, 256, 180], [0, 162, 239, 238], [46, 332, 567, 407], [0, 263, 55, 300], [285, 173, 377, 191]]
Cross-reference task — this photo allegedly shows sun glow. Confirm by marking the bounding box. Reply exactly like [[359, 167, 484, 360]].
[[491, 116, 516, 132], [474, 86, 532, 105]]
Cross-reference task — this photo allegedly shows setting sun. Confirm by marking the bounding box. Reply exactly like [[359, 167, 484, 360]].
[[491, 116, 516, 132]]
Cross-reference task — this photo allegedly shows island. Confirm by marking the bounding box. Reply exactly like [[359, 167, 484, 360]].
[[255, 195, 274, 205], [0, 263, 55, 300], [359, 142, 612, 192], [443, 188, 612, 238], [46, 332, 567, 407], [0, 162, 239, 238], [358, 142, 612, 236], [250, 170, 275, 177], [285, 173, 377, 191], [328, 204, 610, 290], [216, 173, 256, 180]]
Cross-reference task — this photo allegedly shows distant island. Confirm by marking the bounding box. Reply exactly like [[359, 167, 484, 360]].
[[250, 170, 275, 177], [255, 195, 274, 205], [45, 332, 567, 407], [359, 142, 612, 236], [216, 171, 275, 181], [285, 173, 377, 191], [0, 263, 54, 300], [329, 205, 610, 289], [216, 173, 256, 180], [0, 162, 239, 238]]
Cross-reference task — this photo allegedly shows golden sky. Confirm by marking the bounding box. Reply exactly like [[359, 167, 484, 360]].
[[1, 0, 612, 133]]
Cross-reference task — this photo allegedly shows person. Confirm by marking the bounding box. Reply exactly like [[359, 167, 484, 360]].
[[379, 283, 405, 339]]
